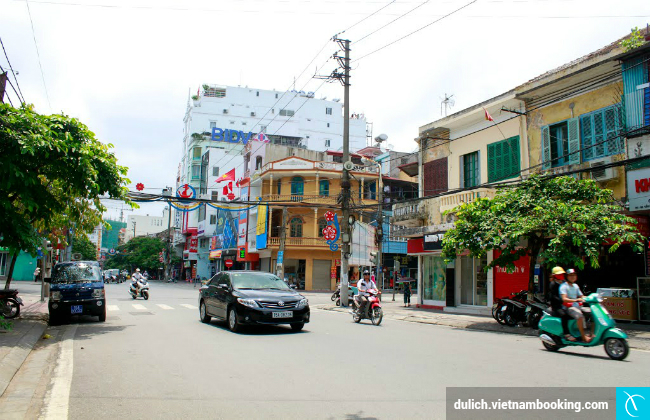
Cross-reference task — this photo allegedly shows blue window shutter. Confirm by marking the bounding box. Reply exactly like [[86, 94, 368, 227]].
[[604, 106, 620, 155], [541, 126, 551, 170], [567, 117, 580, 165], [581, 115, 593, 161]]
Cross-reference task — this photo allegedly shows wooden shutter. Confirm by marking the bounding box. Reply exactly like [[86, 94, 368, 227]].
[[423, 157, 448, 196], [581, 115, 593, 161], [567, 117, 580, 166], [487, 143, 496, 182], [604, 106, 621, 155], [541, 126, 551, 170], [508, 136, 521, 178]]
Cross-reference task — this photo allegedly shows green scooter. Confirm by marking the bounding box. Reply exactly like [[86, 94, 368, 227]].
[[538, 293, 629, 361]]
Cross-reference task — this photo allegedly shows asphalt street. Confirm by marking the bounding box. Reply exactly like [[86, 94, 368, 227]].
[[5, 281, 650, 419]]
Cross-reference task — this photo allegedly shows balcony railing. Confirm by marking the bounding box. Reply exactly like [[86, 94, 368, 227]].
[[267, 237, 339, 247], [439, 188, 496, 213], [261, 194, 338, 205], [391, 201, 427, 226], [259, 160, 379, 174]]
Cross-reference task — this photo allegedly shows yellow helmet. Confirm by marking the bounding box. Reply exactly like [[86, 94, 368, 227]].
[[551, 266, 565, 275]]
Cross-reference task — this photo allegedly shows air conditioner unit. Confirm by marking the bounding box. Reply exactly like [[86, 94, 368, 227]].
[[589, 157, 616, 181], [223, 109, 229, 114], [250, 112, 256, 117]]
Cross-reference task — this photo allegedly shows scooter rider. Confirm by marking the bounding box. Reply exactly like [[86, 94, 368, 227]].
[[561, 269, 592, 343], [356, 270, 377, 316], [547, 266, 574, 342], [132, 268, 145, 292]]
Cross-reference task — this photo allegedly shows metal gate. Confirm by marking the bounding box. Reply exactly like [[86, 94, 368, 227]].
[[312, 259, 332, 290]]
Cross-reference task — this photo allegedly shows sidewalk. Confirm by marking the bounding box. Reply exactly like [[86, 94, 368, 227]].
[[0, 300, 48, 397], [315, 293, 650, 351]]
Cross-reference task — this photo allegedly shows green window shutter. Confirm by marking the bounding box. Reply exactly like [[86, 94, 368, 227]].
[[487, 143, 496, 183], [581, 115, 594, 161], [567, 117, 581, 165], [541, 126, 551, 170], [507, 136, 520, 178]]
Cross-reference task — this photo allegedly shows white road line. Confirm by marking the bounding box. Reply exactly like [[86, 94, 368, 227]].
[[42, 325, 77, 419], [107, 305, 120, 311], [180, 304, 197, 309], [132, 304, 147, 310], [156, 304, 174, 310]]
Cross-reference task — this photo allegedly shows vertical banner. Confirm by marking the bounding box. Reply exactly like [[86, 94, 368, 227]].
[[256, 205, 268, 250], [238, 187, 249, 247]]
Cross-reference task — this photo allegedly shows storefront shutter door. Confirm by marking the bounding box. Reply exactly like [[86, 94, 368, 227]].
[[567, 117, 581, 166], [541, 126, 551, 170]]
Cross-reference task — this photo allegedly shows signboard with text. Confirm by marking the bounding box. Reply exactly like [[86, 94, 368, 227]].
[[627, 167, 650, 211]]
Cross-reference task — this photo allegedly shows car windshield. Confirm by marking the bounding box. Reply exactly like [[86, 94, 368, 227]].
[[52, 264, 102, 283], [230, 272, 291, 290]]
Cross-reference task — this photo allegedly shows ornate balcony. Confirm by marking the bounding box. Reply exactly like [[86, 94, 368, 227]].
[[267, 237, 340, 248], [391, 201, 428, 227], [261, 194, 338, 205], [438, 188, 496, 214]]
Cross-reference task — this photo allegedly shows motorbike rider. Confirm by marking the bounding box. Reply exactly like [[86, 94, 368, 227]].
[[132, 268, 145, 293], [548, 266, 574, 341], [356, 270, 377, 316], [561, 268, 592, 343]]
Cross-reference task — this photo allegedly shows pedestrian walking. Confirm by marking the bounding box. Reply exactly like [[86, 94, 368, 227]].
[[34, 267, 41, 282], [403, 280, 412, 307]]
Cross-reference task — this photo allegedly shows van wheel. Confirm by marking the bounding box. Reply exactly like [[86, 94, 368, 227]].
[[290, 323, 304, 332], [49, 313, 59, 326], [98, 307, 106, 322]]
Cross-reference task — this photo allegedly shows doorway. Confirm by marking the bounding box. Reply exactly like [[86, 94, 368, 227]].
[[459, 255, 488, 306]]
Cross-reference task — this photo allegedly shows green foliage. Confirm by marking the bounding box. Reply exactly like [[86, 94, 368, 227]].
[[72, 235, 98, 261], [620, 27, 645, 52], [191, 95, 200, 101], [104, 236, 166, 273], [441, 175, 644, 291], [0, 104, 133, 284], [202, 84, 210, 91], [0, 315, 12, 331]]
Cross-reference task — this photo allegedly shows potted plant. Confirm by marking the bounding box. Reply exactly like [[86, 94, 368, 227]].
[[191, 95, 200, 106], [202, 84, 210, 91]]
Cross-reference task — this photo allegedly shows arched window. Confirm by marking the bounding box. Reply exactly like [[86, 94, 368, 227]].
[[290, 217, 303, 238], [317, 218, 328, 237], [290, 176, 304, 196], [255, 156, 263, 170], [319, 179, 330, 197]]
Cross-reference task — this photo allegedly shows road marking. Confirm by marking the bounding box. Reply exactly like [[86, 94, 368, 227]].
[[156, 304, 174, 310], [180, 304, 197, 309], [42, 325, 77, 419], [132, 304, 147, 310], [107, 305, 120, 311]]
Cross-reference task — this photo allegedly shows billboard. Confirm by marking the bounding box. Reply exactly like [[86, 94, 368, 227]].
[[256, 205, 268, 250]]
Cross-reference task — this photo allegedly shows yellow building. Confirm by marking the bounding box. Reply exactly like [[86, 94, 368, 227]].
[[249, 155, 379, 290]]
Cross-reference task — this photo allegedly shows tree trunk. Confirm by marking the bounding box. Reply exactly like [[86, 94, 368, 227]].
[[4, 251, 19, 290]]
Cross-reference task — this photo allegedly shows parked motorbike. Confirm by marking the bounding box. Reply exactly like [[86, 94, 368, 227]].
[[129, 279, 150, 300], [538, 293, 629, 360], [333, 285, 357, 306], [0, 289, 24, 319], [526, 294, 548, 330], [498, 290, 528, 326], [350, 289, 383, 325]]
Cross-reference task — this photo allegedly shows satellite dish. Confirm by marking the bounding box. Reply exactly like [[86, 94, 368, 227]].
[[385, 143, 394, 151], [343, 161, 354, 171]]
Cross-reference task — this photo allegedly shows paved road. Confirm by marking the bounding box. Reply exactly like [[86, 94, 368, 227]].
[[4, 282, 650, 419]]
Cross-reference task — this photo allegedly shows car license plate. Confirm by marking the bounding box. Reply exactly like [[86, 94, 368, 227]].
[[71, 305, 83, 314], [272, 311, 292, 319], [501, 305, 507, 311]]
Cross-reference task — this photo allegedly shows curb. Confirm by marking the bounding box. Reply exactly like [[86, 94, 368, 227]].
[[0, 319, 48, 397], [316, 305, 650, 350]]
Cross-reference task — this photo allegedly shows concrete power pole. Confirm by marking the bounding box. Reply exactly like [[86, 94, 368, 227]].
[[165, 203, 172, 281], [339, 38, 352, 307], [376, 164, 384, 291], [277, 206, 289, 280]]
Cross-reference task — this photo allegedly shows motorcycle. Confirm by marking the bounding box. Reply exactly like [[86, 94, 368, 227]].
[[526, 294, 549, 330], [0, 289, 23, 319], [496, 290, 528, 326], [129, 279, 150, 300], [333, 285, 357, 306], [538, 293, 629, 361], [350, 289, 383, 325]]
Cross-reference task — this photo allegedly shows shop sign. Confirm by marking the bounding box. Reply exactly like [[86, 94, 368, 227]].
[[189, 236, 198, 253], [197, 221, 206, 236], [645, 238, 650, 276], [331, 266, 337, 279], [423, 232, 445, 251], [335, 259, 341, 266], [602, 298, 638, 321], [209, 250, 222, 259], [627, 167, 650, 211], [256, 205, 268, 250]]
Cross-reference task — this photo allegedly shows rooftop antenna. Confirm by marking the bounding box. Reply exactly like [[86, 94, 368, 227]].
[[441, 93, 455, 117]]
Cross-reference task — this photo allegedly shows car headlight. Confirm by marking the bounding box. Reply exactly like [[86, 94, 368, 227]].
[[92, 289, 105, 298], [50, 291, 61, 301], [297, 298, 308, 309], [237, 298, 259, 308]]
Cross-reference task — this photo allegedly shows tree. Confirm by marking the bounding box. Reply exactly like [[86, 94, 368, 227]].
[[72, 235, 98, 261], [104, 237, 165, 274], [0, 104, 133, 288], [441, 175, 644, 293]]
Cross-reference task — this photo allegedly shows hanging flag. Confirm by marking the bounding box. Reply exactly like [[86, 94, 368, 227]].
[[484, 108, 494, 122], [216, 168, 235, 183]]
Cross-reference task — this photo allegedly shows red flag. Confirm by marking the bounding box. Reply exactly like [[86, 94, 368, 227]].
[[484, 108, 494, 122], [223, 184, 229, 196], [216, 168, 235, 183]]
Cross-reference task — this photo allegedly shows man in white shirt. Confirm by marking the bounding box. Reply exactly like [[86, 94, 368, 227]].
[[560, 269, 590, 342], [356, 270, 377, 316]]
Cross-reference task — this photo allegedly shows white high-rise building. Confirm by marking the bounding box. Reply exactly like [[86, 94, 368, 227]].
[[176, 84, 368, 280]]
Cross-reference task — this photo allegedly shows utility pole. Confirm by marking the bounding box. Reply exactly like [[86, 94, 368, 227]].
[[315, 36, 352, 305], [277, 206, 289, 280], [0, 72, 7, 103], [376, 163, 384, 291], [165, 204, 172, 281]]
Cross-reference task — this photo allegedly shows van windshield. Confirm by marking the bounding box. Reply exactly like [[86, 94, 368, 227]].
[[52, 264, 102, 284]]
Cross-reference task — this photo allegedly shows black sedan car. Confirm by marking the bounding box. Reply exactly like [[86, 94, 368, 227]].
[[198, 271, 310, 332]]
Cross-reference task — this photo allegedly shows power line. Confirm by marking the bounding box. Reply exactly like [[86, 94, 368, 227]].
[[355, 0, 430, 44], [354, 0, 478, 62], [0, 37, 26, 104], [24, 0, 52, 111], [337, 0, 397, 36]]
